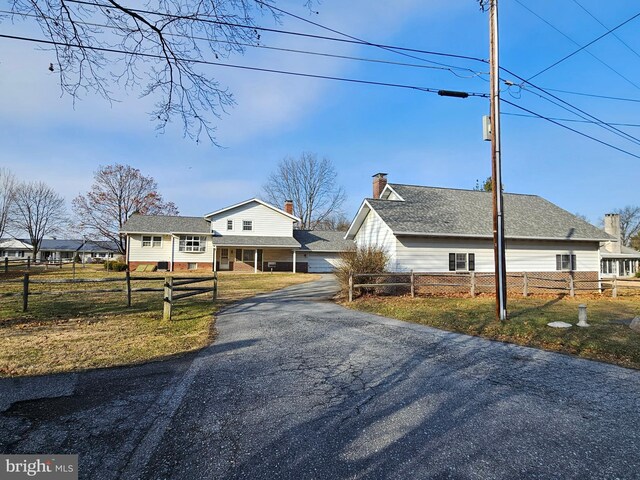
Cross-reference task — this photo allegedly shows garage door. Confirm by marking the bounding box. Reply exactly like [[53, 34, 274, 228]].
[[306, 252, 342, 273]]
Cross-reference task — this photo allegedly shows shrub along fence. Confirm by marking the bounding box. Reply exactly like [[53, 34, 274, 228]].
[[0, 272, 218, 320], [348, 271, 639, 301]]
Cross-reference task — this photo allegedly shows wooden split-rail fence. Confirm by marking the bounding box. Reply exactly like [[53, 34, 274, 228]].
[[0, 272, 218, 320]]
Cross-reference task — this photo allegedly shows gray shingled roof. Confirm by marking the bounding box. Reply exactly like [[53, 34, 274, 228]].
[[211, 235, 300, 247], [368, 184, 611, 241], [121, 214, 211, 233], [600, 245, 640, 258], [294, 230, 354, 251], [34, 239, 118, 252]]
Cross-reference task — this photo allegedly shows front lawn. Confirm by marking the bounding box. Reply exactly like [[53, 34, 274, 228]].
[[344, 295, 640, 369], [0, 266, 319, 376]]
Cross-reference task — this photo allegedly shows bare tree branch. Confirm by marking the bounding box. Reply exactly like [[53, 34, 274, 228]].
[[7, 0, 316, 143], [612, 206, 640, 246]]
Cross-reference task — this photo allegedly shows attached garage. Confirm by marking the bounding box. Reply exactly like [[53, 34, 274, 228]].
[[293, 230, 354, 274], [306, 252, 342, 273]]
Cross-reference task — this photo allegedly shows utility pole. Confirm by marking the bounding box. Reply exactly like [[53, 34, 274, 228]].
[[487, 0, 508, 321]]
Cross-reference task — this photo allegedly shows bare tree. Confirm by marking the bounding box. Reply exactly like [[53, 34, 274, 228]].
[[8, 0, 314, 143], [314, 212, 351, 232], [612, 206, 640, 246], [73, 164, 178, 254], [262, 153, 346, 230], [11, 181, 68, 257], [0, 168, 17, 238]]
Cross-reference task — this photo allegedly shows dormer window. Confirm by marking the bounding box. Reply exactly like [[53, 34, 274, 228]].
[[243, 220, 253, 231], [227, 220, 233, 230]]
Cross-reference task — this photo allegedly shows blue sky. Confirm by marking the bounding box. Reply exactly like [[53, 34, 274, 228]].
[[1, 0, 639, 226]]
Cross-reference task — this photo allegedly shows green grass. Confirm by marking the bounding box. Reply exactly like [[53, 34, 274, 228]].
[[0, 265, 319, 377], [343, 294, 640, 369]]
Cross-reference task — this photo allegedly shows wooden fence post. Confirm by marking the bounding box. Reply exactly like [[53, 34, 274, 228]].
[[410, 270, 415, 298], [126, 270, 132, 307], [612, 276, 618, 298], [470, 272, 476, 297], [569, 276, 575, 297], [4, 257, 7, 273], [213, 273, 218, 301], [27, 258, 30, 271], [23, 273, 29, 312], [348, 272, 353, 302], [523, 272, 528, 297], [163, 276, 173, 320]]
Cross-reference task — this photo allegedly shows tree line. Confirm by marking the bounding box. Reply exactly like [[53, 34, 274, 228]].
[[0, 153, 348, 259]]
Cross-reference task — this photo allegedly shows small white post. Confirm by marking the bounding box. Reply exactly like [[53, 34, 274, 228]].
[[213, 245, 217, 273], [292, 250, 297, 273], [577, 304, 589, 327], [254, 249, 258, 274]]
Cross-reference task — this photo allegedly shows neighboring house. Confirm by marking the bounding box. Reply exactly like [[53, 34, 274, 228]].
[[36, 239, 118, 262], [0, 238, 33, 258], [600, 213, 640, 277], [345, 173, 611, 284], [121, 198, 354, 273]]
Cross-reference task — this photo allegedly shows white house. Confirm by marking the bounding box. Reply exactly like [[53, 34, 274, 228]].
[[121, 198, 354, 273], [0, 238, 33, 259], [345, 174, 611, 284], [600, 213, 640, 277]]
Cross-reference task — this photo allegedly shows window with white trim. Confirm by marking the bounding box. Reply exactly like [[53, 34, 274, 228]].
[[243, 220, 253, 231], [142, 235, 162, 247], [179, 235, 206, 253], [448, 253, 475, 272], [227, 220, 233, 230], [556, 254, 576, 271]]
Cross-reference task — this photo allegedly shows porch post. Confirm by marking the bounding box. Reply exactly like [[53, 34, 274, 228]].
[[254, 249, 258, 274], [213, 245, 217, 273], [293, 250, 297, 273]]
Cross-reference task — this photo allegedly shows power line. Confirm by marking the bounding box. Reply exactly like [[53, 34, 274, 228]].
[[1, 9, 489, 78], [515, 0, 640, 85], [500, 98, 640, 159], [516, 83, 640, 146], [503, 111, 640, 128], [501, 66, 640, 147], [0, 33, 489, 98], [62, 0, 488, 77], [537, 86, 640, 103], [253, 0, 487, 76], [571, 0, 640, 60]]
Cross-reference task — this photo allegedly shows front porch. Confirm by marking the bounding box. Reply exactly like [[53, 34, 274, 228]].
[[212, 244, 307, 274]]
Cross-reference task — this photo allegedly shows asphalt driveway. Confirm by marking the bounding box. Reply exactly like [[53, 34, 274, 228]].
[[1, 275, 639, 479]]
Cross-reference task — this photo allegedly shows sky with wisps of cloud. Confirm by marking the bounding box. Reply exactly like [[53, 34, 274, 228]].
[[1, 0, 639, 228]]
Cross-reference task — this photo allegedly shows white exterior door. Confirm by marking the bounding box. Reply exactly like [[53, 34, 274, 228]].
[[220, 248, 230, 270]]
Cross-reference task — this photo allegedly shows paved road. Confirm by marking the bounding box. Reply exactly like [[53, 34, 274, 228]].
[[1, 275, 639, 479]]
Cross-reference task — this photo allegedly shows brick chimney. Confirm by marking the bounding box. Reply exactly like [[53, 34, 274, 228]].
[[284, 200, 293, 215], [604, 213, 622, 254], [372, 173, 388, 199]]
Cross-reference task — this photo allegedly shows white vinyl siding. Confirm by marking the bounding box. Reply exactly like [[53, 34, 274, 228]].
[[129, 234, 172, 262], [209, 201, 294, 237], [353, 210, 397, 269], [394, 237, 600, 273]]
